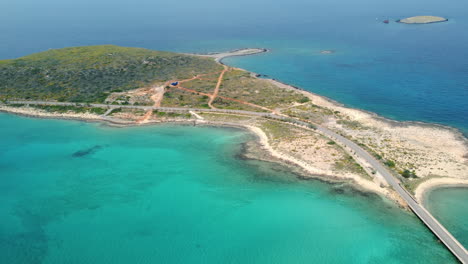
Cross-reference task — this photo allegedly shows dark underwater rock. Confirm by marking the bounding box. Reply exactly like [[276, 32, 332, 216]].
[[72, 145, 103, 157]]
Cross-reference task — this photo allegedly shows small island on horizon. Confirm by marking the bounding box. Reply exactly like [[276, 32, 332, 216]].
[[397, 16, 448, 24]]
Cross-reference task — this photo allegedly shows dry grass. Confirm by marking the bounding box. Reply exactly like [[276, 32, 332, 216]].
[[257, 120, 370, 179], [219, 69, 308, 109], [160, 87, 211, 109]]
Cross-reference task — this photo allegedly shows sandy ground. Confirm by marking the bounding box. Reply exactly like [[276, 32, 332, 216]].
[[2, 50, 467, 204], [0, 104, 409, 207], [244, 122, 410, 207], [268, 78, 468, 198], [246, 125, 386, 191]]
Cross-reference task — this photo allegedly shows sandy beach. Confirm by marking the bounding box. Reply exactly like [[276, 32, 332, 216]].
[[415, 178, 468, 203], [0, 104, 406, 207], [246, 125, 391, 193], [2, 48, 467, 207], [262, 81, 468, 197], [211, 50, 468, 202]]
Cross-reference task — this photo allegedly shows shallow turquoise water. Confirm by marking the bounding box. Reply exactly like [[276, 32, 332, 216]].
[[1, 1, 467, 261], [0, 113, 457, 263], [426, 187, 468, 250]]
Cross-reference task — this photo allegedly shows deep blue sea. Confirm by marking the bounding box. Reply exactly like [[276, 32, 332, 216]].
[[2, 0, 468, 133], [1, 0, 468, 262]]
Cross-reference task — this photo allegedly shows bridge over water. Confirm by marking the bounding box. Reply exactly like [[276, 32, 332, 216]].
[[4, 100, 468, 263]]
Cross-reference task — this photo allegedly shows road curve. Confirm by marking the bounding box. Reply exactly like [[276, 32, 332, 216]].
[[4, 100, 468, 263], [315, 126, 468, 263]]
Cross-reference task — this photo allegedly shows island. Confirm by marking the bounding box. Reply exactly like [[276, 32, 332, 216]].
[[397, 16, 448, 24], [1, 45, 467, 206]]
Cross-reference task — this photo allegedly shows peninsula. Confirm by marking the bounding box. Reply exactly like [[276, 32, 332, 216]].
[[1, 45, 467, 201], [2, 45, 468, 195], [1, 45, 468, 261], [397, 16, 448, 24]]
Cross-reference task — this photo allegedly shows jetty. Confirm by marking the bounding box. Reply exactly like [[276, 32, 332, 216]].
[[189, 48, 268, 63]]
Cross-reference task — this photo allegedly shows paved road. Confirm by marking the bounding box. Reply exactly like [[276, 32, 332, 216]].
[[5, 100, 468, 263], [6, 100, 273, 117], [315, 126, 468, 263]]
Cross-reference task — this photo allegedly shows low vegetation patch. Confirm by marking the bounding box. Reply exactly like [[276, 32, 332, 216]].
[[259, 120, 297, 140], [8, 104, 25, 107], [152, 110, 191, 118], [384, 160, 396, 168], [400, 169, 418, 179], [212, 97, 267, 112], [218, 69, 308, 108], [199, 113, 254, 122], [333, 155, 370, 180], [161, 88, 211, 108], [181, 77, 218, 94], [282, 103, 334, 124], [33, 105, 106, 114], [108, 108, 122, 115]]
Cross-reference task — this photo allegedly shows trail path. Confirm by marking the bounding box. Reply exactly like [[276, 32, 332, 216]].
[[208, 65, 228, 109], [138, 85, 165, 124], [189, 111, 204, 121], [136, 72, 223, 124], [136, 109, 153, 124], [150, 85, 165, 108]]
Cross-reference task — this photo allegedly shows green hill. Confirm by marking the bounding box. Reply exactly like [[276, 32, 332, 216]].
[[0, 45, 222, 102]]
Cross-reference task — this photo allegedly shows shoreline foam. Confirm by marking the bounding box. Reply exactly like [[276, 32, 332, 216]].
[[214, 49, 468, 143], [0, 105, 407, 207], [212, 50, 468, 192], [2, 47, 467, 206]]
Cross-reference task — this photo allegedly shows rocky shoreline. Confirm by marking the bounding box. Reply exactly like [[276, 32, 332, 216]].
[[2, 47, 467, 208], [210, 49, 468, 204], [261, 78, 468, 202], [1, 104, 404, 206]]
